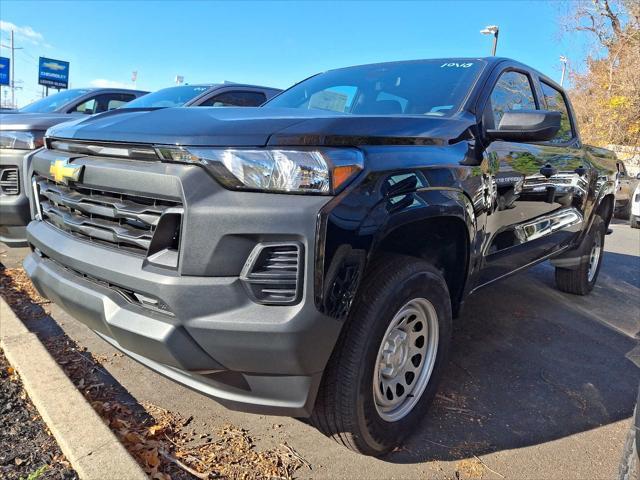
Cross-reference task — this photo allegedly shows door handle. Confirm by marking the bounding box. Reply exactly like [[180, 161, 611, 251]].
[[540, 164, 557, 178]]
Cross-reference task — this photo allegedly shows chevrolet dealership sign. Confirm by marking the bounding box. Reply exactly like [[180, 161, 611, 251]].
[[0, 57, 9, 86], [38, 57, 70, 89]]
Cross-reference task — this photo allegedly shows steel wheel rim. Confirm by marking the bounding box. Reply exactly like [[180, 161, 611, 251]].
[[587, 233, 602, 282], [373, 297, 439, 422]]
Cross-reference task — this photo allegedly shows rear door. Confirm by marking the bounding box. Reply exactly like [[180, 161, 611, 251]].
[[477, 65, 587, 285]]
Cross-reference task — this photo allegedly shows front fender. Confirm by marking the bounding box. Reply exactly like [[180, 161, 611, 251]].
[[315, 168, 476, 319]]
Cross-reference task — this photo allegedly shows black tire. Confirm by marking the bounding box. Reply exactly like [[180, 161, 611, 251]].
[[631, 216, 640, 229], [555, 216, 606, 295], [311, 254, 452, 456], [619, 409, 639, 480]]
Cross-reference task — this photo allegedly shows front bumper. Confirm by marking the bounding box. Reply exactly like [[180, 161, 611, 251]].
[[25, 151, 343, 416], [0, 149, 32, 246]]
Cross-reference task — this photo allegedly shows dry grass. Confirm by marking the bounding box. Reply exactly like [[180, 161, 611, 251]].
[[1, 267, 310, 479]]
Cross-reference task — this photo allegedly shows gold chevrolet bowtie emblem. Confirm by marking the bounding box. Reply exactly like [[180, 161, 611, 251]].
[[49, 159, 83, 184]]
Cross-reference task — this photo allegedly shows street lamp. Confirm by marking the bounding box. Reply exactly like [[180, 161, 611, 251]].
[[480, 25, 499, 56], [559, 56, 568, 87]]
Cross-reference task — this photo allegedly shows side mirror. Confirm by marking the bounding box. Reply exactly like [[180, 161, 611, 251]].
[[487, 110, 561, 142]]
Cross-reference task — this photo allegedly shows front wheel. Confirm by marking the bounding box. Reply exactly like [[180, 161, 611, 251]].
[[631, 216, 639, 229], [311, 255, 452, 456]]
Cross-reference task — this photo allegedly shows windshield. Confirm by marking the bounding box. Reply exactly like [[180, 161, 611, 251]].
[[19, 89, 92, 113], [122, 85, 214, 108], [265, 60, 485, 116]]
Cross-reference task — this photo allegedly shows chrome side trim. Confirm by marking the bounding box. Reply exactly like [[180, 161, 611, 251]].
[[515, 207, 583, 244]]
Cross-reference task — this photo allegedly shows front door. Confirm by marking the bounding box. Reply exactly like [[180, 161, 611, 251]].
[[477, 69, 588, 286]]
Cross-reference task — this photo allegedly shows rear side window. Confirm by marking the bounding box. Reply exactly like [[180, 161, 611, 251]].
[[199, 91, 267, 107], [489, 71, 536, 127], [73, 93, 137, 114], [540, 81, 574, 143]]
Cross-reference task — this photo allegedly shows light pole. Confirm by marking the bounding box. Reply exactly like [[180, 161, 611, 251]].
[[480, 25, 499, 56], [559, 56, 568, 87]]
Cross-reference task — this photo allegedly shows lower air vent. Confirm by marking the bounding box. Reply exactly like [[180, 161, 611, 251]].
[[240, 242, 303, 305], [0, 167, 19, 195]]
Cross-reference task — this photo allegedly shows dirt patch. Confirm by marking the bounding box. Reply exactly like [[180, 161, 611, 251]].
[[1, 266, 310, 479], [0, 348, 77, 480]]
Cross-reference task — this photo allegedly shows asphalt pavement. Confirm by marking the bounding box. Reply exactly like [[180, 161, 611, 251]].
[[1, 219, 639, 479]]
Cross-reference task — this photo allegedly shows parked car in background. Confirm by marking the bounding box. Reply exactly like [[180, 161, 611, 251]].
[[586, 149, 639, 222], [120, 83, 282, 109], [631, 183, 640, 229], [613, 159, 639, 219], [24, 57, 617, 456], [0, 88, 148, 246]]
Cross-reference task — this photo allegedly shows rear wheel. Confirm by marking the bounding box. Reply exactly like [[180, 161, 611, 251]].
[[311, 255, 452, 456], [555, 216, 606, 295]]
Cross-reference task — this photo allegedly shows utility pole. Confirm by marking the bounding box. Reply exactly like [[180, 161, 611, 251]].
[[0, 30, 23, 108], [559, 56, 568, 87]]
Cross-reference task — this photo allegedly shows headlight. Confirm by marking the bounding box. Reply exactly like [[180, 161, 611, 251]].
[[0, 130, 45, 150], [157, 147, 363, 194]]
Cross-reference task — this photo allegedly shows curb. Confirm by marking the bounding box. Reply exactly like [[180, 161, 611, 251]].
[[0, 297, 147, 480]]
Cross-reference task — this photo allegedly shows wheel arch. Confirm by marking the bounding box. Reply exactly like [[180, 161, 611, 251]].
[[371, 213, 471, 317], [317, 186, 475, 320]]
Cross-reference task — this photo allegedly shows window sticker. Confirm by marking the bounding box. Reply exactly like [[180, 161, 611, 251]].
[[309, 90, 348, 112]]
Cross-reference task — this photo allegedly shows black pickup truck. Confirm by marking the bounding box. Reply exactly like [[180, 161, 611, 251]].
[[24, 57, 616, 456]]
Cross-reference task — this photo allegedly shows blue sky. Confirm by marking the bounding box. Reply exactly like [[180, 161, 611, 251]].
[[1, 1, 590, 107]]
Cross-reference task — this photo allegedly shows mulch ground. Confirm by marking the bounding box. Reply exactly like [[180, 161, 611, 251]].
[[0, 348, 77, 480]]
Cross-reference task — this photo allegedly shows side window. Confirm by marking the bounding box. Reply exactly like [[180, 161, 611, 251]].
[[73, 98, 97, 114], [617, 162, 628, 177], [540, 81, 574, 143], [104, 93, 137, 111], [73, 93, 137, 114], [489, 71, 536, 127], [198, 91, 267, 107]]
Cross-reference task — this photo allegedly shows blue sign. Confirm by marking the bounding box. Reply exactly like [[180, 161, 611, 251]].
[[0, 57, 9, 86], [38, 57, 69, 89]]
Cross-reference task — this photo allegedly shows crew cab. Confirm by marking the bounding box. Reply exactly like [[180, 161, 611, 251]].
[[23, 58, 616, 456], [0, 88, 148, 245]]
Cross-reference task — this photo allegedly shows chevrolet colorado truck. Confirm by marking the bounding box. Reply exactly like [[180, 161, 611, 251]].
[[23, 58, 617, 456], [0, 87, 148, 246]]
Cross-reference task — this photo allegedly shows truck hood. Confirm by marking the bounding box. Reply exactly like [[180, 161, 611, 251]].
[[0, 112, 83, 131], [47, 107, 473, 147]]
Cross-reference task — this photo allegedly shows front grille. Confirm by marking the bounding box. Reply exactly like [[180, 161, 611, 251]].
[[241, 243, 303, 305], [35, 176, 182, 255], [0, 167, 19, 195]]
